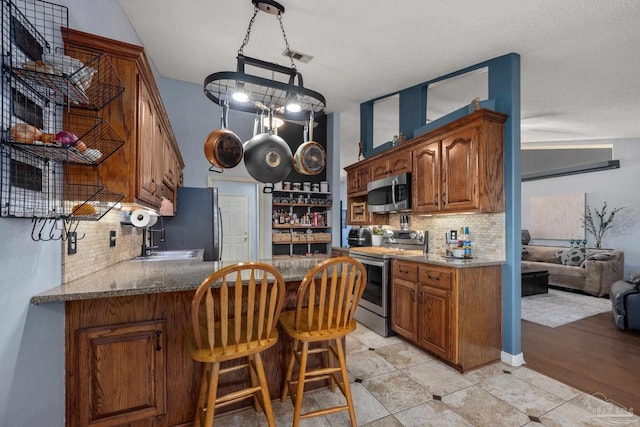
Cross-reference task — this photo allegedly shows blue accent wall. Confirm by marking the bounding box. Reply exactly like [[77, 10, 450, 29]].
[[360, 53, 522, 357]]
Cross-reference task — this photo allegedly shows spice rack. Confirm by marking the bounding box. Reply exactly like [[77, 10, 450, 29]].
[[0, 0, 125, 223], [271, 189, 332, 256]]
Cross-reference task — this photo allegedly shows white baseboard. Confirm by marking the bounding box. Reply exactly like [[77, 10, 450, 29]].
[[501, 351, 525, 367]]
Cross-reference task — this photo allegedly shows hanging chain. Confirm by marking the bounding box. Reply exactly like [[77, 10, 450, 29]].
[[237, 5, 297, 71], [237, 6, 259, 56], [278, 12, 296, 70]]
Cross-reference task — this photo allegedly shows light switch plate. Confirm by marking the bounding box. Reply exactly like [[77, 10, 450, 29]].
[[450, 230, 457, 241]]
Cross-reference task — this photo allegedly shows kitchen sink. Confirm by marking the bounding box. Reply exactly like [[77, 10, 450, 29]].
[[131, 249, 205, 262]]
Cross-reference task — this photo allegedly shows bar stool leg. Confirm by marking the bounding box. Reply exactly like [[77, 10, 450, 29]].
[[253, 352, 276, 427], [292, 341, 309, 427], [194, 364, 210, 427], [247, 355, 261, 413], [204, 362, 220, 427], [326, 341, 336, 392], [335, 338, 357, 426], [281, 338, 299, 402]]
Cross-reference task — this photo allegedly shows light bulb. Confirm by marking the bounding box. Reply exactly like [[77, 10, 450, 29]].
[[232, 90, 249, 103], [286, 101, 301, 113]]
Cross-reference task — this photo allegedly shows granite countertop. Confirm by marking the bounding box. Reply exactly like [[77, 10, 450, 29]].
[[392, 253, 504, 268], [32, 255, 330, 304]]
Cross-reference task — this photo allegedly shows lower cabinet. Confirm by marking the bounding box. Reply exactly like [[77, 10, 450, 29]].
[[391, 259, 502, 372], [76, 320, 166, 426]]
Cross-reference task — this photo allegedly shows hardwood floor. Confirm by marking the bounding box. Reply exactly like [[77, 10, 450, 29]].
[[522, 312, 640, 413]]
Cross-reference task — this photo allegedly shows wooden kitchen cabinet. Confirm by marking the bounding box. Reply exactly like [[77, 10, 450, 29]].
[[418, 282, 452, 360], [64, 29, 184, 210], [391, 261, 418, 340], [412, 110, 507, 214], [76, 320, 166, 426], [390, 259, 502, 372], [346, 162, 370, 196], [370, 149, 412, 181]]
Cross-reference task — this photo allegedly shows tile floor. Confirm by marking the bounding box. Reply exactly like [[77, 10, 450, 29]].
[[214, 324, 640, 426]]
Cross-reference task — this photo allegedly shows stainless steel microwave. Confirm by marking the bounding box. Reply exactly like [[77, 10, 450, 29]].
[[367, 173, 411, 213]]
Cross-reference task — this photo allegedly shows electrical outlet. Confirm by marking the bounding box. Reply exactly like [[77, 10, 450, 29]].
[[450, 230, 457, 241], [67, 232, 77, 255], [110, 230, 116, 247]]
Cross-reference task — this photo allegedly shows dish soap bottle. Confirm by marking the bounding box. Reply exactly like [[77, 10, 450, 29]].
[[463, 227, 472, 258]]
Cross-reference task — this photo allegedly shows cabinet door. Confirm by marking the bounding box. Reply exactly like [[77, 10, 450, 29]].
[[370, 158, 389, 181], [348, 200, 368, 225], [418, 285, 451, 360], [412, 139, 440, 214], [392, 278, 418, 340], [77, 320, 166, 426], [163, 135, 177, 188], [389, 150, 412, 175], [346, 169, 360, 195], [137, 82, 160, 206], [441, 124, 479, 212]]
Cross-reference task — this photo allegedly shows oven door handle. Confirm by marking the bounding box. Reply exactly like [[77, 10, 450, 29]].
[[352, 257, 386, 268]]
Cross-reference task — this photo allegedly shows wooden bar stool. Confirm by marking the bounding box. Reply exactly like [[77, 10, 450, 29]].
[[189, 262, 285, 427], [279, 256, 367, 426]]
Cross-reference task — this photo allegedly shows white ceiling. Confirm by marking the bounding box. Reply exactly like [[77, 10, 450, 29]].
[[118, 0, 640, 170]]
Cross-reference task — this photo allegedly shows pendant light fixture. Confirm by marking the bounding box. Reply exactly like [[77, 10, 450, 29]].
[[204, 0, 326, 120]]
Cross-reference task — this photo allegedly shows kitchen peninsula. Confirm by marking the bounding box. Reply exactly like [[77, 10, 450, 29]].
[[33, 251, 502, 426], [33, 255, 330, 426]]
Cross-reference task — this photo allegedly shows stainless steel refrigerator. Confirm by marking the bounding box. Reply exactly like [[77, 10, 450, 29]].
[[157, 186, 222, 261]]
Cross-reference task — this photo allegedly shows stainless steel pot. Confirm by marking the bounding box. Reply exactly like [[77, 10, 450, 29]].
[[293, 113, 325, 175]]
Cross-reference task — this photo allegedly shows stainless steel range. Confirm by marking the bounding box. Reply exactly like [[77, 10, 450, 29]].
[[350, 229, 428, 336]]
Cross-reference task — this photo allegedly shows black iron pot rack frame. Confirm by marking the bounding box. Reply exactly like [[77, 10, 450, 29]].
[[204, 54, 326, 120]]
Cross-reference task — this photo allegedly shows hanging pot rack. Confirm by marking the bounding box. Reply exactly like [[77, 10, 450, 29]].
[[203, 0, 326, 120]]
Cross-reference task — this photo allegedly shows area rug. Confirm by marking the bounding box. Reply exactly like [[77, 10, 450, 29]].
[[521, 289, 612, 328]]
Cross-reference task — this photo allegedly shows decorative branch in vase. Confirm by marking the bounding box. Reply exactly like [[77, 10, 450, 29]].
[[582, 202, 626, 249]]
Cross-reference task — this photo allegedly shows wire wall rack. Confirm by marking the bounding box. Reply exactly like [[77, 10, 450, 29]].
[[1, 0, 125, 225]]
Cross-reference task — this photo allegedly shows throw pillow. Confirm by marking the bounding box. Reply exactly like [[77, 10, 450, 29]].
[[560, 248, 586, 267], [580, 251, 615, 268], [628, 271, 640, 285]]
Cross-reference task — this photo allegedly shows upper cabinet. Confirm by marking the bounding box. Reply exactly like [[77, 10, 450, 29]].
[[370, 150, 412, 181], [344, 109, 506, 219], [413, 109, 506, 214], [345, 162, 370, 196], [64, 29, 184, 210]]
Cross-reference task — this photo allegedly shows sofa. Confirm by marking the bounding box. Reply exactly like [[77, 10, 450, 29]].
[[521, 245, 624, 297], [610, 273, 640, 331]]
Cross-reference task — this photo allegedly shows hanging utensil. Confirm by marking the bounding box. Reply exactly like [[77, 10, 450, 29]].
[[293, 111, 326, 175], [204, 99, 243, 170], [243, 109, 292, 183]]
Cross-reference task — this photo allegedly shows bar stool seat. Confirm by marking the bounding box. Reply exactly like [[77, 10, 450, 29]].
[[189, 262, 285, 427], [279, 256, 366, 426]]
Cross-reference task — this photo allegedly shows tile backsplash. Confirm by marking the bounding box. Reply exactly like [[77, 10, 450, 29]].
[[386, 212, 505, 260], [62, 209, 142, 283]]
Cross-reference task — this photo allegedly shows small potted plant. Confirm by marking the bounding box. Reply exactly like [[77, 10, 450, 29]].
[[582, 202, 626, 249]]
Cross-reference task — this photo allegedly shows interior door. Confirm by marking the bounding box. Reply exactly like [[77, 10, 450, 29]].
[[219, 193, 249, 261]]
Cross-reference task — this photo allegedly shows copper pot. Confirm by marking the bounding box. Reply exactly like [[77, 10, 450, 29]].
[[293, 113, 325, 175], [203, 102, 243, 169]]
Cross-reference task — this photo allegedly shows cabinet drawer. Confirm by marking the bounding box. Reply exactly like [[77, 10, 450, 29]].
[[419, 267, 452, 290], [393, 261, 418, 282]]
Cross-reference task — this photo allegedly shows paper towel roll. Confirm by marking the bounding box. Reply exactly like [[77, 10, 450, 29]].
[[131, 209, 159, 228]]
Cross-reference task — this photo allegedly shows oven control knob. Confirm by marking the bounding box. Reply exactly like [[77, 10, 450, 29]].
[[383, 229, 394, 239], [415, 231, 424, 242], [410, 232, 417, 240]]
